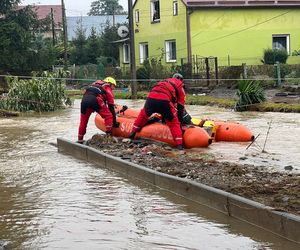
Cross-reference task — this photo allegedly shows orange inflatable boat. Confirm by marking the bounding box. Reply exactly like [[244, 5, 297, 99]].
[[114, 105, 254, 142], [95, 114, 212, 148]]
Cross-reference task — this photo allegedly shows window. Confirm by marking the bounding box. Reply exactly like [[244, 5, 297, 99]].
[[135, 10, 139, 23], [165, 40, 176, 62], [123, 44, 130, 63], [272, 34, 290, 54], [139, 43, 149, 64], [173, 1, 178, 16], [151, 0, 160, 22]]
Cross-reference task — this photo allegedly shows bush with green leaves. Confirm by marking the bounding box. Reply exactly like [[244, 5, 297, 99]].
[[292, 49, 300, 56], [235, 80, 266, 112], [0, 71, 71, 112], [136, 58, 174, 81], [262, 48, 288, 65]]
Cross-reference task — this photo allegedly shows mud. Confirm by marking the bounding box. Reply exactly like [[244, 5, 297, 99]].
[[86, 134, 300, 216]]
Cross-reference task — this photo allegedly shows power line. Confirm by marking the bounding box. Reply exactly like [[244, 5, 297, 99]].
[[132, 10, 293, 63], [195, 10, 292, 46]]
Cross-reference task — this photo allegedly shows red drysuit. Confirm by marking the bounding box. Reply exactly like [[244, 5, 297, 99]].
[[131, 78, 185, 146], [78, 81, 116, 141]]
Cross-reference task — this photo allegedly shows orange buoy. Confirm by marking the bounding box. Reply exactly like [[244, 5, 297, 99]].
[[95, 114, 211, 148], [214, 121, 254, 142], [116, 106, 254, 142]]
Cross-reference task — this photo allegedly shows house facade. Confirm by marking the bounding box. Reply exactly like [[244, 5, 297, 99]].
[[120, 0, 300, 70]]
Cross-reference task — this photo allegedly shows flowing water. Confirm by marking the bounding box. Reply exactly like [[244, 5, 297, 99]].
[[0, 99, 299, 249], [187, 104, 300, 173]]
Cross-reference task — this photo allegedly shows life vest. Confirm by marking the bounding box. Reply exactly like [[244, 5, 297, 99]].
[[85, 81, 109, 102], [150, 78, 183, 103], [85, 85, 105, 96]]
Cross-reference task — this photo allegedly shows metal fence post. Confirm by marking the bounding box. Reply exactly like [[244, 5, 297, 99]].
[[205, 57, 209, 86], [275, 62, 281, 86], [242, 63, 247, 79]]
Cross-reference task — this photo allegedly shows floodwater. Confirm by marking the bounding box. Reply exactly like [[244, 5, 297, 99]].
[[187, 104, 300, 174], [0, 99, 299, 249]]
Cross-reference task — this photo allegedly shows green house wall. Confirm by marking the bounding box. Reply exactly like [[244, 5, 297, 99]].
[[130, 0, 187, 68], [190, 8, 300, 66], [119, 1, 300, 68]]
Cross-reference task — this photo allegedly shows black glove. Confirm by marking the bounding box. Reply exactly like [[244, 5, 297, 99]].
[[120, 105, 128, 113], [113, 121, 120, 128], [182, 109, 192, 125], [177, 104, 184, 123]]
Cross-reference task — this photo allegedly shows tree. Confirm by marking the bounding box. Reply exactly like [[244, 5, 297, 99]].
[[69, 19, 88, 65], [86, 27, 102, 64], [0, 3, 58, 74], [88, 0, 125, 15], [0, 0, 20, 15], [99, 22, 120, 64], [0, 21, 30, 72]]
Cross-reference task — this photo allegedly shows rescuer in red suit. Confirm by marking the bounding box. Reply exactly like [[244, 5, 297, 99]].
[[77, 77, 119, 143], [129, 73, 186, 150]]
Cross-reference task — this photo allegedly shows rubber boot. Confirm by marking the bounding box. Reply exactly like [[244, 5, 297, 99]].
[[177, 144, 184, 150]]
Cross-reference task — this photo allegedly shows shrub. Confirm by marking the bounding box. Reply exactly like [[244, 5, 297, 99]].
[[136, 66, 150, 81], [262, 49, 288, 65], [0, 71, 71, 112], [292, 49, 300, 56], [235, 80, 266, 112]]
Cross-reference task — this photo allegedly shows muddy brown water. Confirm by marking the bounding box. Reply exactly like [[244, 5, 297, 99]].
[[0, 99, 299, 249]]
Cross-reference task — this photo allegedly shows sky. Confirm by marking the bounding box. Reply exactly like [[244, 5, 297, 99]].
[[21, 0, 130, 16]]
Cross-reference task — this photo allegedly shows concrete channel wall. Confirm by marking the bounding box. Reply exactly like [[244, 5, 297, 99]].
[[57, 138, 300, 244]]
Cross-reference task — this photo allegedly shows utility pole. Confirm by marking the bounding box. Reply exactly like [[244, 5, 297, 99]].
[[127, 0, 137, 99], [61, 0, 68, 70], [51, 8, 56, 46], [186, 8, 192, 67], [112, 7, 115, 26]]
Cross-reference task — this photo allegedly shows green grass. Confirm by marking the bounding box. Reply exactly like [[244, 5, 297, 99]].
[[252, 102, 300, 113]]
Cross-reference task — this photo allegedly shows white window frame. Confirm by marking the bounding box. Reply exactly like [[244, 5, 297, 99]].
[[123, 43, 130, 63], [173, 1, 178, 16], [135, 9, 139, 23], [151, 0, 160, 22], [165, 40, 177, 62], [272, 34, 290, 54], [139, 43, 149, 64]]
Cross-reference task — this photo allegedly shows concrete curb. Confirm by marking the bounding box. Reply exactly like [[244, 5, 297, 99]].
[[57, 137, 300, 244]]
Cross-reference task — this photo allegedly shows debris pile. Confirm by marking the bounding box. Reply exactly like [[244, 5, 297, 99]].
[[87, 134, 300, 216]]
